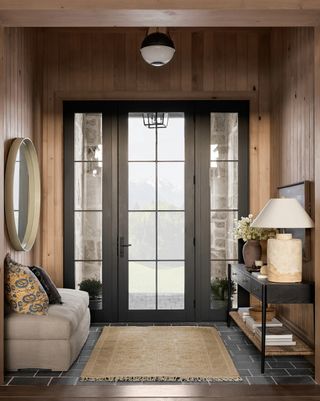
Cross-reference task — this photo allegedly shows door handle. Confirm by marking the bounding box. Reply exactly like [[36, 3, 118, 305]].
[[119, 236, 132, 257]]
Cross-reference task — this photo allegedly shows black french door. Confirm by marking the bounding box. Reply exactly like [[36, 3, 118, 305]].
[[63, 101, 249, 323]]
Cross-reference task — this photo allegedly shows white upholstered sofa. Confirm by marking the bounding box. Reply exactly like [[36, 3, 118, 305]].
[[4, 288, 90, 371]]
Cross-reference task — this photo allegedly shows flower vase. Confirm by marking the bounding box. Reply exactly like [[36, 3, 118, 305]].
[[242, 240, 262, 268]]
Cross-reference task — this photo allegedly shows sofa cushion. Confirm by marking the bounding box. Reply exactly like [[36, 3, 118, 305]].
[[5, 288, 89, 340], [5, 255, 49, 316], [29, 266, 62, 304]]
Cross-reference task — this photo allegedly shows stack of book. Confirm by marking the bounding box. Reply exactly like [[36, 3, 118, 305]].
[[255, 326, 296, 346], [238, 307, 250, 321], [244, 315, 282, 333]]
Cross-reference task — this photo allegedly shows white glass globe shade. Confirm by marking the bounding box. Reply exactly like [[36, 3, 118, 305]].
[[140, 45, 175, 67]]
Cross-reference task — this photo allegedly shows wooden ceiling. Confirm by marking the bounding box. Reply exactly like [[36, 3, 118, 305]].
[[1, 0, 320, 27]]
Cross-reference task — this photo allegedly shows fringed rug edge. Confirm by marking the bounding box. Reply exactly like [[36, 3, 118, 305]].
[[79, 375, 243, 383]]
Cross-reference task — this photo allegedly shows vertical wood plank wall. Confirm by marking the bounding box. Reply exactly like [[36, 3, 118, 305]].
[[1, 28, 40, 265], [40, 27, 271, 287], [314, 26, 320, 384], [0, 26, 318, 379], [0, 27, 40, 383], [270, 28, 315, 346]]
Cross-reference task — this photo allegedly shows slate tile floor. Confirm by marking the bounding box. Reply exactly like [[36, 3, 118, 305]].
[[4, 322, 316, 386]]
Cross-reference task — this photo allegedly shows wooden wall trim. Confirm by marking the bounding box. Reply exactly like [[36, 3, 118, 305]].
[[314, 26, 320, 384], [1, 2, 320, 28], [2, 1, 320, 11], [55, 90, 258, 101]]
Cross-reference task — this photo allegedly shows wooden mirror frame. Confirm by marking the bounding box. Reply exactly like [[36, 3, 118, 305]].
[[5, 138, 41, 251]]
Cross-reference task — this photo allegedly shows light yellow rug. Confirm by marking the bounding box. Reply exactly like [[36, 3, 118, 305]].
[[80, 326, 241, 382]]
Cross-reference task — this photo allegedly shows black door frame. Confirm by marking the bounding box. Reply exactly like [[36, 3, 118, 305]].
[[63, 100, 249, 323]]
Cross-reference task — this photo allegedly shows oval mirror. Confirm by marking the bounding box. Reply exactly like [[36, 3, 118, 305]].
[[5, 138, 41, 251]]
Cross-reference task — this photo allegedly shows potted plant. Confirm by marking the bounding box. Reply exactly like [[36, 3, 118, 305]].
[[78, 278, 102, 310], [210, 277, 236, 310], [234, 214, 276, 268]]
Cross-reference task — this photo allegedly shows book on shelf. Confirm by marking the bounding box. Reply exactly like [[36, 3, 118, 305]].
[[237, 307, 250, 321], [245, 316, 282, 333], [263, 340, 297, 346], [255, 326, 293, 340]]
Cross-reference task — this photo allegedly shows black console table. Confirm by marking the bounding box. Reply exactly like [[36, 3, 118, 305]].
[[227, 263, 314, 373]]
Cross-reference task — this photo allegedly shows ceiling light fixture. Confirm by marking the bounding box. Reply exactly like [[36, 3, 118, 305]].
[[142, 112, 169, 129], [140, 30, 175, 67]]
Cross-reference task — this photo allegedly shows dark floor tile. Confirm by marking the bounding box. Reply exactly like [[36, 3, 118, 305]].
[[3, 376, 13, 385], [86, 335, 98, 340], [78, 356, 90, 363], [273, 375, 316, 385], [247, 376, 276, 385], [273, 356, 309, 362], [215, 326, 240, 333], [238, 369, 252, 377], [267, 361, 294, 369], [213, 321, 230, 326], [83, 342, 95, 348], [286, 368, 314, 376], [70, 362, 87, 369], [50, 377, 78, 385], [249, 368, 289, 377], [290, 360, 314, 369], [9, 377, 51, 385], [223, 344, 241, 351], [231, 355, 253, 362], [250, 355, 275, 362], [61, 369, 83, 377], [235, 361, 263, 370], [110, 322, 129, 326], [238, 377, 250, 384], [80, 349, 92, 356], [36, 370, 62, 377], [6, 369, 38, 377], [231, 347, 260, 356]]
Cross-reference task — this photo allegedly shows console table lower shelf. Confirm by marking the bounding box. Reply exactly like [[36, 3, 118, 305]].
[[229, 311, 314, 356]]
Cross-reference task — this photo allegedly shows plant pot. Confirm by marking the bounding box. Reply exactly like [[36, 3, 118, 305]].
[[89, 298, 102, 310], [242, 240, 262, 268]]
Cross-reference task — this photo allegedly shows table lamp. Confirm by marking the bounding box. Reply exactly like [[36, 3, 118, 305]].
[[251, 198, 314, 282]]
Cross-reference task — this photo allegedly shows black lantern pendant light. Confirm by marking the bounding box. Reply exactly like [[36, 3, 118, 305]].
[[140, 30, 175, 67], [142, 112, 169, 129]]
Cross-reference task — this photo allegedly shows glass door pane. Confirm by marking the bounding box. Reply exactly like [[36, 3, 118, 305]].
[[127, 112, 186, 312], [74, 113, 103, 310], [209, 113, 239, 310]]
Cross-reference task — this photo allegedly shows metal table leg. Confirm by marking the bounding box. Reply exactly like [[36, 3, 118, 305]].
[[227, 264, 231, 327], [261, 284, 267, 374]]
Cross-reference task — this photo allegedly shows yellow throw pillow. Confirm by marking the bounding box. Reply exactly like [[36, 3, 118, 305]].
[[5, 255, 49, 315]]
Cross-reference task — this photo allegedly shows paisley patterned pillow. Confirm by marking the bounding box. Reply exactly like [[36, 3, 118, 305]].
[[4, 254, 49, 315]]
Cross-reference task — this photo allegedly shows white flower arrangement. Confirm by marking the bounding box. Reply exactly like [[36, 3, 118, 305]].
[[234, 214, 277, 242]]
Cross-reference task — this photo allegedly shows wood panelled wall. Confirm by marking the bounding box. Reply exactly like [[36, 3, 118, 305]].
[[1, 28, 40, 265], [39, 27, 271, 287], [0, 27, 40, 383], [270, 27, 315, 346]]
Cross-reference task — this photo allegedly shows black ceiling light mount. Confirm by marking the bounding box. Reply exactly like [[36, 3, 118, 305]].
[[140, 30, 175, 67]]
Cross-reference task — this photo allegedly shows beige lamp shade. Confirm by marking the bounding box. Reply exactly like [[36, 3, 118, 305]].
[[251, 198, 314, 229]]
